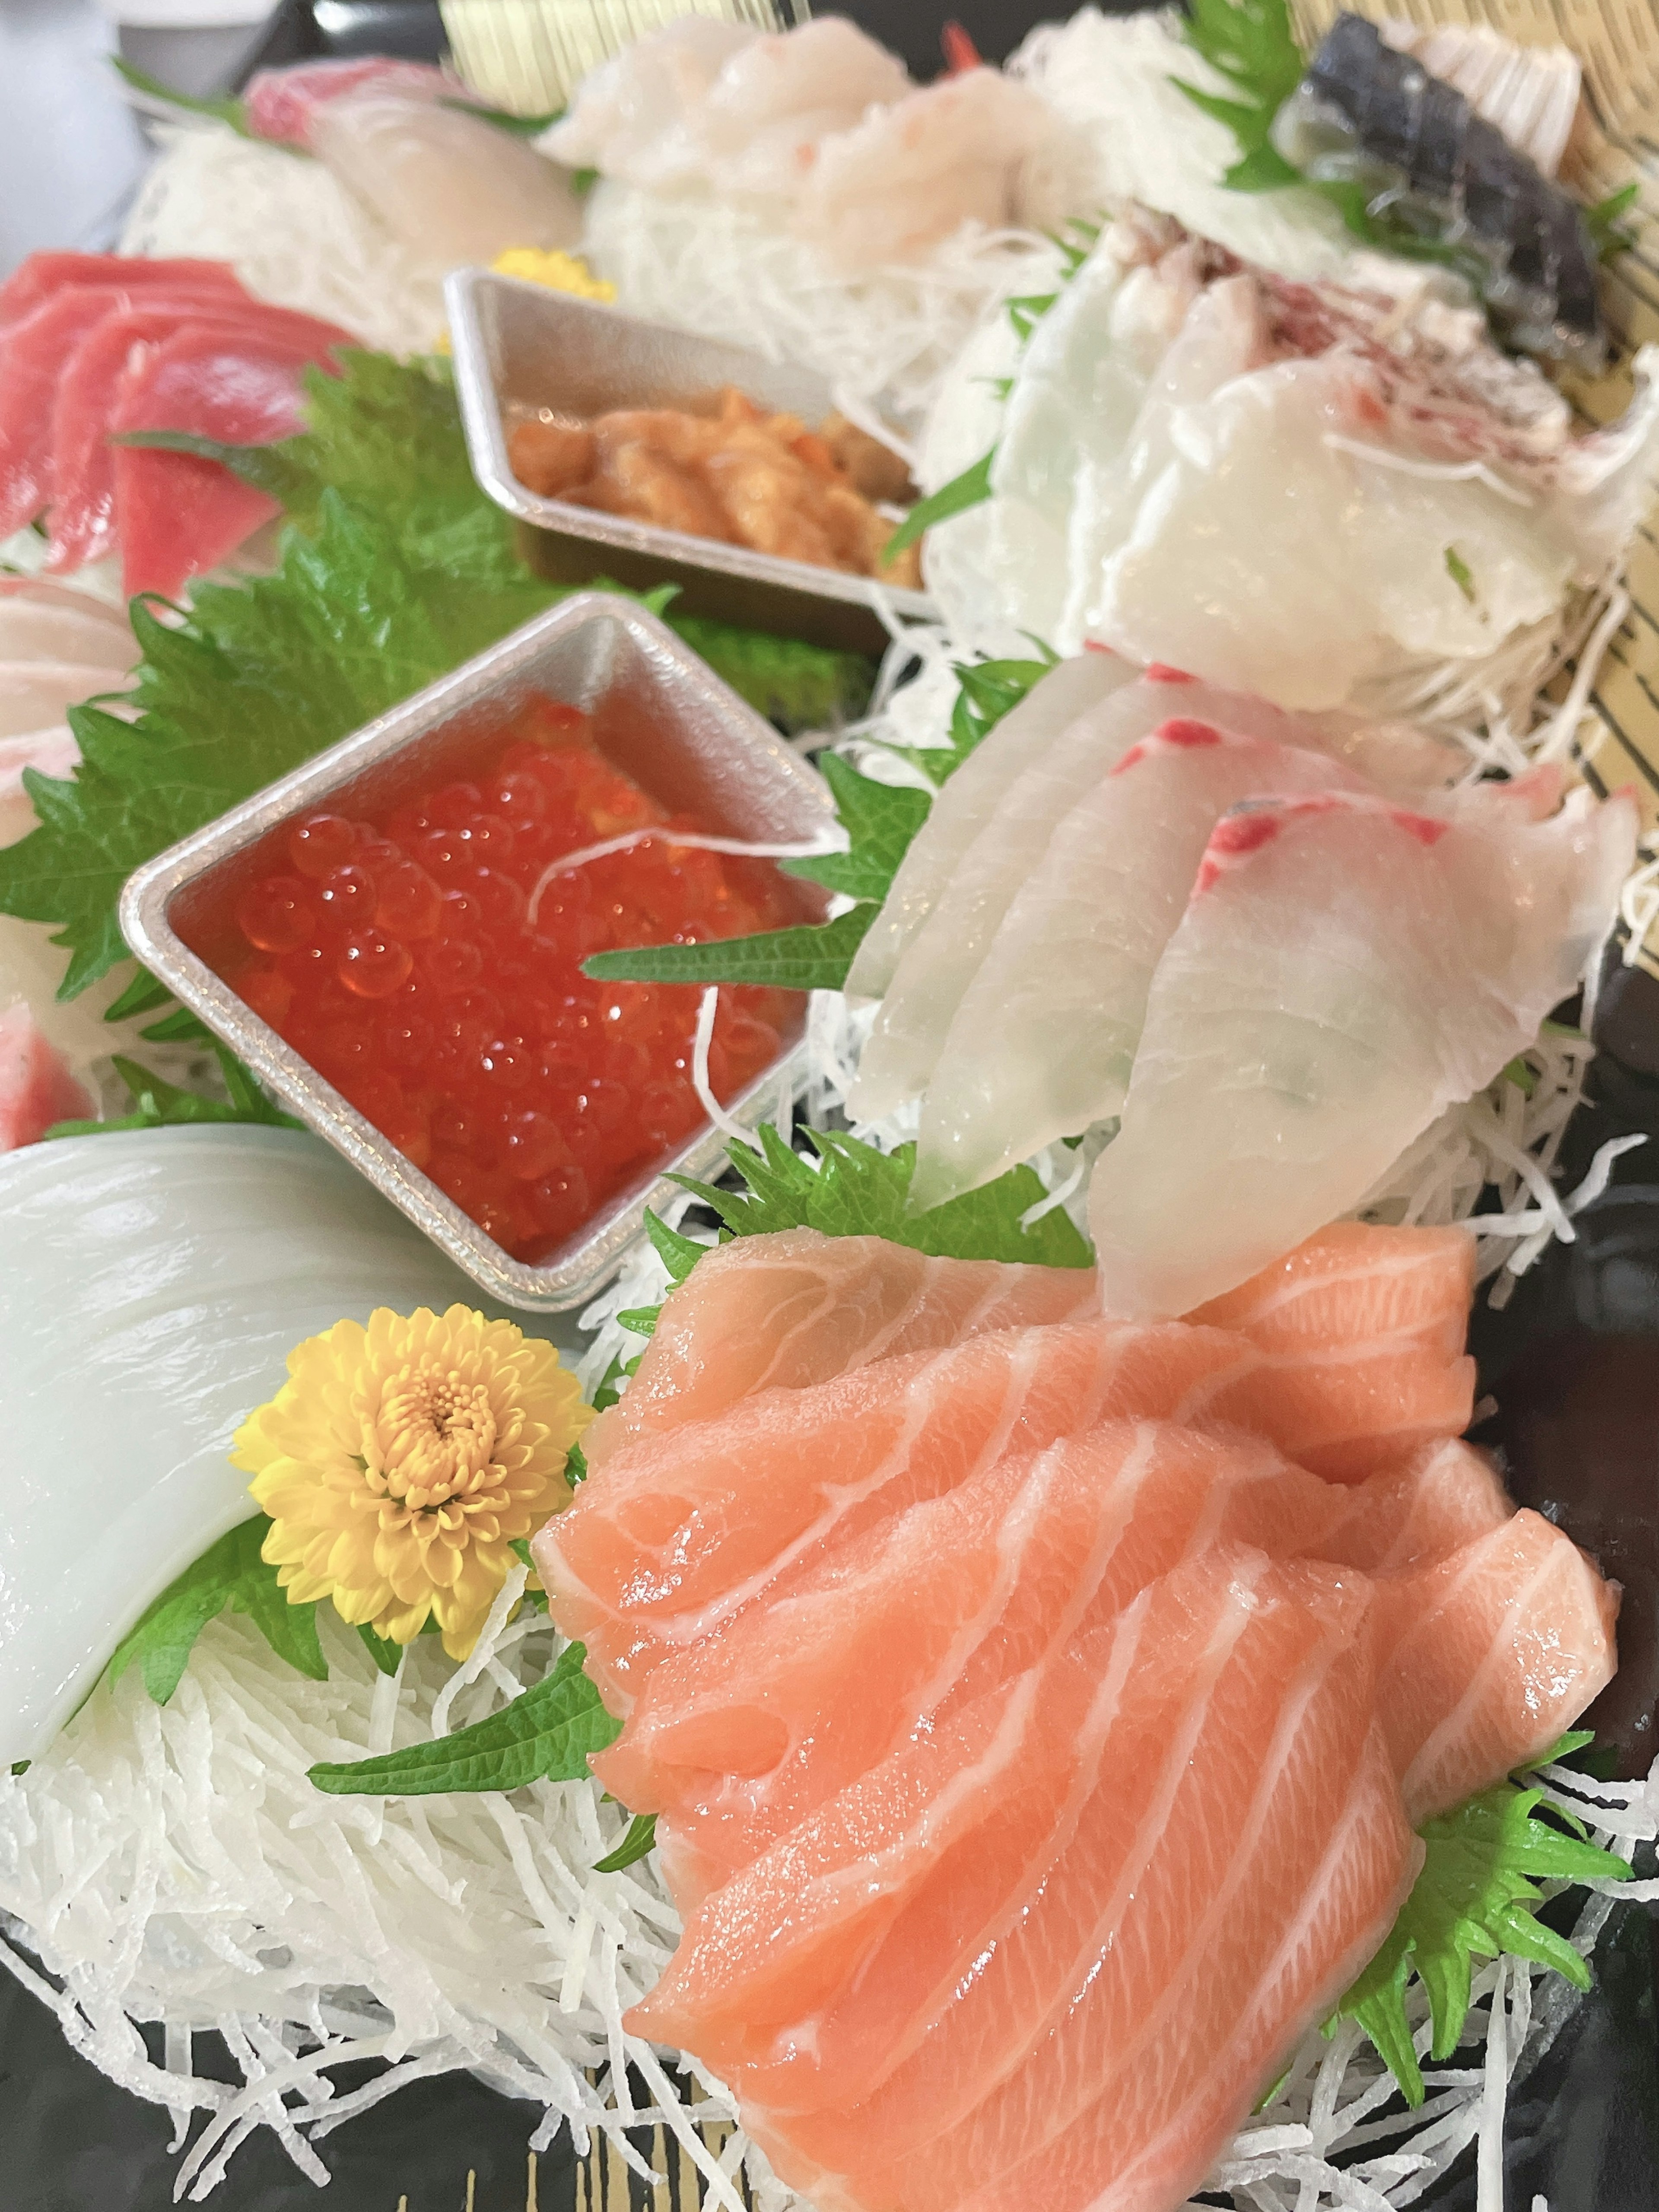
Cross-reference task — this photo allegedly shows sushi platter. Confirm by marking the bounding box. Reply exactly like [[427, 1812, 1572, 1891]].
[[0, 3, 1657, 2209]]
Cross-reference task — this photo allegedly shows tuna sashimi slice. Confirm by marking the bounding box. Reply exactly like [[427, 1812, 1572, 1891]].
[[910, 723, 1369, 1208], [0, 253, 245, 330], [601, 1423, 1336, 1903], [1373, 1507, 1618, 1819], [0, 1004, 94, 1149], [49, 300, 350, 573], [111, 323, 342, 598], [850, 677, 1344, 1123], [0, 280, 253, 540], [680, 1554, 1414, 2200], [583, 1227, 1097, 1475], [1090, 785, 1636, 1317], [843, 651, 1132, 1002]]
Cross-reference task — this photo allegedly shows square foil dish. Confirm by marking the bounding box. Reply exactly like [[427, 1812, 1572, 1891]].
[[446, 267, 936, 661], [119, 594, 836, 1312]]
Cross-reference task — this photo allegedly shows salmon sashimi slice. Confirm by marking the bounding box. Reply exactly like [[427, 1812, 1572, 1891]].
[[1186, 1220, 1475, 1362], [582, 1227, 1097, 1476], [1088, 786, 1635, 1319], [48, 299, 350, 572], [1372, 1507, 1619, 1820], [601, 1424, 1339, 1905], [627, 1595, 1158, 2085], [698, 1556, 1415, 2205], [541, 1322, 1253, 1710], [1314, 1437, 1511, 1572]]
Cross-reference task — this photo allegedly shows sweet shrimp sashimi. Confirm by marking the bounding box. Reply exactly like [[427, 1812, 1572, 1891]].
[[849, 674, 1347, 1123], [910, 721, 1371, 1208], [583, 1225, 1096, 1475], [1090, 785, 1636, 1318], [844, 650, 1130, 1003], [596, 1422, 1505, 1907]]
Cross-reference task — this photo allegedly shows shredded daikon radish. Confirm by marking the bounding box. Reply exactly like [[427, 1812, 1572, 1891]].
[[579, 181, 1062, 429], [119, 123, 449, 358]]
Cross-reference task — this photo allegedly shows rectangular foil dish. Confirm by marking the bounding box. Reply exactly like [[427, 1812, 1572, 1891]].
[[446, 267, 937, 660], [120, 594, 835, 1312]]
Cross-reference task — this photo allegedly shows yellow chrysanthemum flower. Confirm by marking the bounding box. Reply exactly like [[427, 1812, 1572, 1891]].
[[233, 1306, 592, 1662]]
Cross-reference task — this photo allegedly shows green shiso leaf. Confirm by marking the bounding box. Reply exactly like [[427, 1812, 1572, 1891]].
[[356, 1623, 405, 1678], [584, 653, 1052, 993], [111, 56, 256, 139], [1328, 1750, 1634, 2105], [2, 352, 874, 1021], [307, 1640, 620, 1797], [1585, 181, 1640, 263], [884, 446, 995, 560], [46, 1042, 299, 1141], [108, 1516, 327, 1707], [594, 1812, 658, 1872], [1173, 0, 1306, 188], [584, 901, 878, 993], [673, 1123, 1091, 1269]]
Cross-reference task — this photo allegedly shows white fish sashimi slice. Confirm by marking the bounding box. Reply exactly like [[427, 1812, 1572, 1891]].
[[0, 660, 134, 742], [849, 677, 1338, 1124], [0, 580, 135, 672], [845, 652, 1132, 1004], [909, 725, 1370, 1210], [1090, 786, 1637, 1318]]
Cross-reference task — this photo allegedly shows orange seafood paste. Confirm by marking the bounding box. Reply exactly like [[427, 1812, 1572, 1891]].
[[232, 694, 805, 1259]]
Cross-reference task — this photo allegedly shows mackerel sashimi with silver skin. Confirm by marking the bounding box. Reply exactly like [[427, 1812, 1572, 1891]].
[[535, 1222, 1617, 2212]]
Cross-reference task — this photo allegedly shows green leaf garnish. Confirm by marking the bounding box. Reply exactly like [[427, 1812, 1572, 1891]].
[[1173, 0, 1306, 189], [108, 1516, 328, 1707], [111, 56, 257, 140], [1585, 181, 1640, 263], [1445, 546, 1476, 604], [45, 1043, 300, 1140], [307, 1640, 620, 1797], [674, 1123, 1091, 1268], [1329, 1754, 1633, 2105], [781, 756, 931, 903], [584, 901, 878, 993], [594, 1812, 658, 1872], [356, 1623, 404, 1677], [884, 447, 996, 561]]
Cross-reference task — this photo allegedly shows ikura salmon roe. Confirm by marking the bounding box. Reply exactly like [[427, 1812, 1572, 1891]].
[[231, 694, 809, 1261]]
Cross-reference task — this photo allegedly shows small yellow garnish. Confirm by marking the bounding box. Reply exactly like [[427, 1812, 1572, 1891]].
[[490, 246, 616, 303], [233, 1306, 592, 1661]]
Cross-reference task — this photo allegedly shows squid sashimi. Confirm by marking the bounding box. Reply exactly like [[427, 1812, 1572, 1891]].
[[850, 675, 1339, 1123], [585, 1225, 1096, 1474], [646, 1553, 1415, 2199], [49, 299, 350, 572], [844, 649, 1130, 1002], [911, 721, 1370, 1208], [1090, 786, 1636, 1318]]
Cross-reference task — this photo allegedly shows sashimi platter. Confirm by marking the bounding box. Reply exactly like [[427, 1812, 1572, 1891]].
[[4, 0, 1659, 2205]]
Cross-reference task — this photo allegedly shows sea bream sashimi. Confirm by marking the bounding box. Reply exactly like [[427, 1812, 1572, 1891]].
[[1090, 784, 1636, 1318], [848, 672, 1351, 1124], [583, 1225, 1096, 1474], [909, 718, 1370, 1208], [843, 649, 1131, 1002]]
